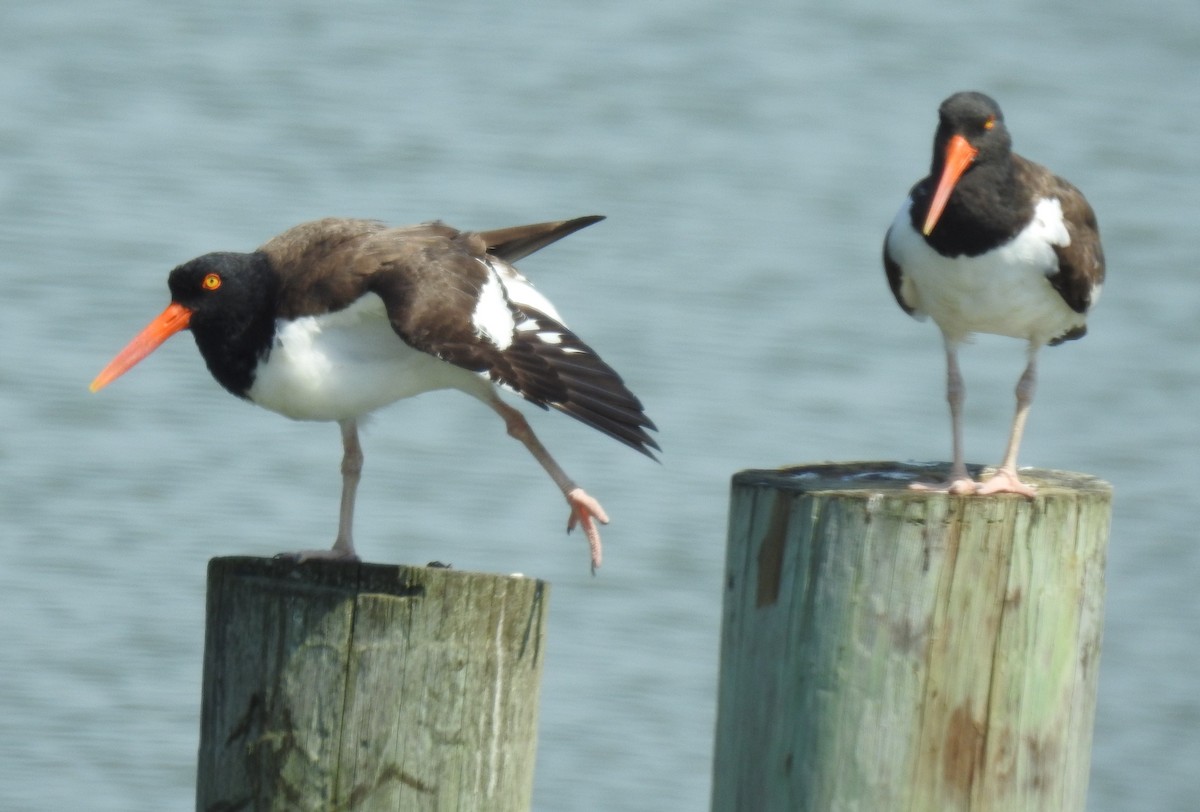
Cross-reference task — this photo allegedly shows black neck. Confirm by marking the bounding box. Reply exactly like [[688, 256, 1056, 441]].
[[185, 251, 279, 398], [911, 158, 1030, 258]]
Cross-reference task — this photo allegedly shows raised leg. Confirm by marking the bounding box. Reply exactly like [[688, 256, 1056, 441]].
[[487, 396, 608, 573]]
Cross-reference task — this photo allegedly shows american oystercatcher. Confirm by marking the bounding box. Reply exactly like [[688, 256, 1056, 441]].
[[883, 91, 1105, 495], [90, 215, 658, 571]]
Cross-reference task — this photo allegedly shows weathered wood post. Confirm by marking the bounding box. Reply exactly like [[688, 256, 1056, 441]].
[[711, 462, 1111, 812], [196, 556, 549, 812]]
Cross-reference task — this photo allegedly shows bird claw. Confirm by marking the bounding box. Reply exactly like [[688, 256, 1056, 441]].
[[910, 465, 979, 494], [976, 468, 1037, 498], [565, 487, 609, 574], [909, 468, 1036, 498], [911, 477, 979, 495]]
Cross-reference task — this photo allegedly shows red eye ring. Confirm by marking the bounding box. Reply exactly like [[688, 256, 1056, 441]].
[[202, 273, 222, 291]]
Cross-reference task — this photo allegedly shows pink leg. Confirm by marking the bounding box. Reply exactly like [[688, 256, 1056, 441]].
[[912, 339, 979, 494], [977, 348, 1038, 497], [280, 419, 363, 562], [488, 396, 608, 573]]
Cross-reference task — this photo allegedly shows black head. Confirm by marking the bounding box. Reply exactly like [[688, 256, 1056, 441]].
[[166, 251, 279, 397], [91, 250, 278, 397], [931, 91, 1013, 172], [167, 251, 273, 318], [918, 91, 1018, 240]]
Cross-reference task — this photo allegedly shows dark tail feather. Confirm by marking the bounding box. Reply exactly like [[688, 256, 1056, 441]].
[[554, 399, 660, 460], [498, 308, 659, 460], [480, 215, 605, 263]]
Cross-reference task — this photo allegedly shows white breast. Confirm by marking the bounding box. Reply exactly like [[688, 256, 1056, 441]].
[[887, 197, 1086, 345], [247, 293, 484, 421]]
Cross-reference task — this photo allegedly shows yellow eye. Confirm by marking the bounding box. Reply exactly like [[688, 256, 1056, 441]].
[[983, 116, 996, 130], [202, 273, 222, 291]]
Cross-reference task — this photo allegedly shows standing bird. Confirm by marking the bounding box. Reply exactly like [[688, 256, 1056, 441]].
[[90, 215, 657, 571], [883, 91, 1104, 495]]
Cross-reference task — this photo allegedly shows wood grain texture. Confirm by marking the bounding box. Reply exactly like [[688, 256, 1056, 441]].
[[711, 462, 1111, 812], [196, 557, 548, 812]]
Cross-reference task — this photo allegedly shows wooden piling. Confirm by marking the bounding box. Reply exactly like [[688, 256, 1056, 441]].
[[711, 462, 1111, 812], [196, 556, 549, 812]]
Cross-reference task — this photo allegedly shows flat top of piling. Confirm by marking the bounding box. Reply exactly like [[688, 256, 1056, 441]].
[[208, 555, 547, 595], [733, 462, 1112, 498]]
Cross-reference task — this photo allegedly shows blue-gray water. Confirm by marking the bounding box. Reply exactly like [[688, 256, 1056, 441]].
[[2, 1, 1197, 810]]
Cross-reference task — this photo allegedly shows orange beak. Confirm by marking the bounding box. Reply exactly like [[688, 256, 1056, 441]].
[[90, 302, 193, 392], [922, 133, 978, 236]]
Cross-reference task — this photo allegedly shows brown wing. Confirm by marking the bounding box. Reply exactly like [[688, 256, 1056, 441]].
[[262, 216, 606, 319], [263, 218, 396, 319], [259, 217, 503, 368], [493, 301, 659, 457], [1015, 157, 1105, 315], [262, 216, 576, 391], [363, 229, 499, 372], [365, 223, 658, 457], [357, 218, 607, 373], [258, 216, 655, 455]]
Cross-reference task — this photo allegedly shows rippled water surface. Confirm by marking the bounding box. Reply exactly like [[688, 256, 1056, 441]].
[[2, 1, 1198, 809]]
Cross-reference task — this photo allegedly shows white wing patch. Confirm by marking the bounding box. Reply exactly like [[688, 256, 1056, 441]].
[[475, 257, 587, 359], [1034, 198, 1070, 249], [471, 269, 516, 351], [487, 257, 567, 324]]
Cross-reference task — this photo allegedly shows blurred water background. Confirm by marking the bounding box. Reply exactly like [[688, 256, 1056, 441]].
[[2, 1, 1198, 809]]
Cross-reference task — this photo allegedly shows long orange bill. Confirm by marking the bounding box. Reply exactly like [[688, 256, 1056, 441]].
[[89, 302, 193, 392], [922, 133, 978, 236]]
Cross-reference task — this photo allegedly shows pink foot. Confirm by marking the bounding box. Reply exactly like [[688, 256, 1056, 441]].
[[910, 477, 979, 495], [565, 487, 609, 574], [908, 468, 1037, 498], [976, 468, 1037, 498]]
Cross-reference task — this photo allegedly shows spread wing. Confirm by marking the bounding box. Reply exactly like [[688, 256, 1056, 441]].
[[266, 216, 657, 457]]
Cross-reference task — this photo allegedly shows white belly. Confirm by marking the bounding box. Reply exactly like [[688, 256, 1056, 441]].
[[247, 293, 487, 421], [887, 197, 1086, 345]]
